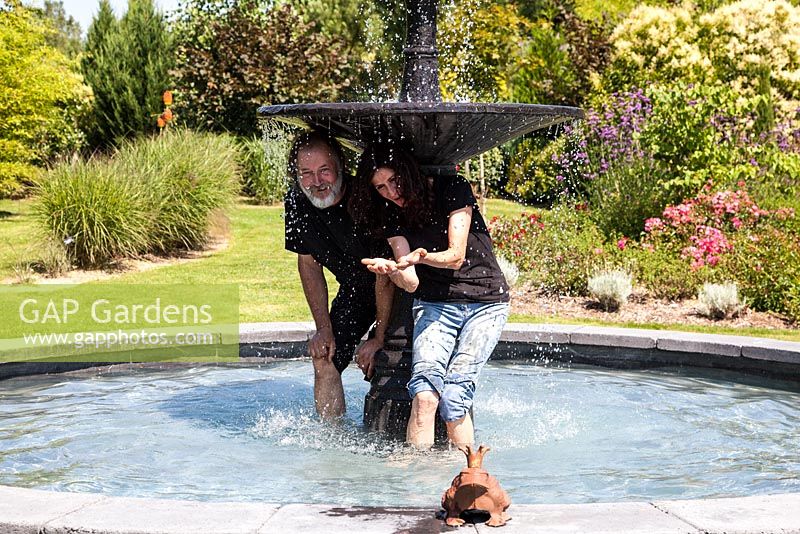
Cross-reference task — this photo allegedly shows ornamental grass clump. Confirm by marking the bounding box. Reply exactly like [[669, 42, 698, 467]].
[[588, 270, 633, 311], [238, 134, 289, 205], [35, 130, 240, 267], [697, 282, 745, 320], [34, 158, 151, 267], [114, 129, 240, 253]]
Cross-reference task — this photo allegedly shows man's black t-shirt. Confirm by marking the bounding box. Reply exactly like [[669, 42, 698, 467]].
[[387, 175, 509, 303], [284, 186, 375, 287]]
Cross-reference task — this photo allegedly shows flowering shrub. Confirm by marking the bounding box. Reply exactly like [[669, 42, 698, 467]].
[[606, 0, 800, 109], [489, 205, 607, 295], [643, 183, 780, 269], [607, 4, 708, 89], [489, 212, 546, 261], [719, 226, 800, 321], [700, 0, 800, 107], [558, 89, 652, 184]]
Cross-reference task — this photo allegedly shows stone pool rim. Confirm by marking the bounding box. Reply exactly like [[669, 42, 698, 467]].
[[3, 322, 798, 381], [2, 323, 799, 533]]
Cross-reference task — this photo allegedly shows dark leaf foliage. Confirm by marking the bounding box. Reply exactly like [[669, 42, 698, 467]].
[[172, 0, 351, 136]]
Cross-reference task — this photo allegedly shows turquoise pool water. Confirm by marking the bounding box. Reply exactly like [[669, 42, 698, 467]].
[[0, 360, 798, 505]]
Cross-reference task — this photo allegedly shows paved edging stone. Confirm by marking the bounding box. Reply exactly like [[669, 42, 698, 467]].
[[2, 485, 799, 533]]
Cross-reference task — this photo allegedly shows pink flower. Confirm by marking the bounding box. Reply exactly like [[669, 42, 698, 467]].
[[663, 203, 695, 226], [617, 237, 628, 250], [690, 259, 705, 270], [732, 217, 742, 229], [644, 217, 663, 233], [593, 247, 604, 255]]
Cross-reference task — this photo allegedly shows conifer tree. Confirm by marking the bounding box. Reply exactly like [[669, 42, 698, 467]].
[[81, 0, 172, 147]]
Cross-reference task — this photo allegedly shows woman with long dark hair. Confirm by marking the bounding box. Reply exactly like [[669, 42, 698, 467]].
[[350, 145, 509, 448]]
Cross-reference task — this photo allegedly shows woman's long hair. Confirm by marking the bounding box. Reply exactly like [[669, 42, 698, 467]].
[[349, 144, 434, 237]]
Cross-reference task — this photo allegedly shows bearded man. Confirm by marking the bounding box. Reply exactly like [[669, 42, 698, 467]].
[[284, 130, 391, 419]]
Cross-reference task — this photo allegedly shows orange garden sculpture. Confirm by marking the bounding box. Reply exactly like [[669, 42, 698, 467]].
[[441, 445, 512, 527]]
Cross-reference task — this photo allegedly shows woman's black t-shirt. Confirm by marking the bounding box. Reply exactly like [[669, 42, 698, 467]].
[[387, 175, 509, 303]]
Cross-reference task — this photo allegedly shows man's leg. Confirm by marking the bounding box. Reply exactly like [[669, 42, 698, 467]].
[[315, 282, 376, 420], [313, 356, 345, 419]]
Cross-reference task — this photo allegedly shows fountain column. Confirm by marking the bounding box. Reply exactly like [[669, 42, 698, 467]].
[[362, 0, 448, 440], [399, 0, 441, 103]]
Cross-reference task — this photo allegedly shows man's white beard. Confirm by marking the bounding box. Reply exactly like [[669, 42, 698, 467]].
[[302, 176, 343, 209]]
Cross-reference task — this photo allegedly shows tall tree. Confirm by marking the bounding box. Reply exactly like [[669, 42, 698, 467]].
[[290, 0, 406, 100], [81, 0, 172, 147], [32, 0, 82, 58]]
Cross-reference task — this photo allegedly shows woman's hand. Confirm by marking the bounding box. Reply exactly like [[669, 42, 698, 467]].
[[361, 257, 399, 275], [396, 248, 427, 268]]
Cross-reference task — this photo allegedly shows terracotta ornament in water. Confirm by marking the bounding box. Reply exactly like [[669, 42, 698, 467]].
[[441, 444, 511, 527]]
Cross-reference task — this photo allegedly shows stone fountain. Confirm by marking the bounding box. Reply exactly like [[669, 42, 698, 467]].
[[258, 0, 584, 438]]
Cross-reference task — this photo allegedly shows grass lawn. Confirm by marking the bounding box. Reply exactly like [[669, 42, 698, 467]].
[[482, 198, 536, 220], [2, 197, 798, 341], [0, 198, 39, 279]]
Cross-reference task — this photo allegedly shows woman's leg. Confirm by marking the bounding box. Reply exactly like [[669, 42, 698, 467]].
[[407, 390, 439, 446], [445, 412, 474, 446], [407, 300, 460, 448], [440, 301, 510, 445]]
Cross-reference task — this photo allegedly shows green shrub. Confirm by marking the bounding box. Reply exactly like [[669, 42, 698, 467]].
[[640, 82, 747, 199], [238, 135, 289, 205], [463, 147, 506, 199], [720, 225, 800, 322], [35, 130, 240, 267], [491, 204, 608, 294], [505, 135, 569, 204], [172, 1, 350, 136], [1, 3, 90, 197], [585, 153, 667, 239], [510, 21, 581, 106], [623, 246, 712, 300]]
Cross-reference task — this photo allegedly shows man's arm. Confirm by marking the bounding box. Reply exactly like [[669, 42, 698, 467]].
[[356, 274, 394, 378], [297, 254, 335, 361]]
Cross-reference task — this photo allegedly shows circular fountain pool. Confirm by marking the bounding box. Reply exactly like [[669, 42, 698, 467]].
[[1, 360, 798, 506]]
